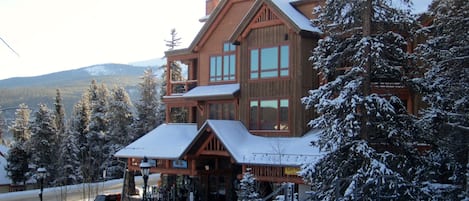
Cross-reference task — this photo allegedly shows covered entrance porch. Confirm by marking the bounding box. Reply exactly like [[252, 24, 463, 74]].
[[181, 122, 243, 201], [191, 156, 240, 201], [115, 120, 324, 200]]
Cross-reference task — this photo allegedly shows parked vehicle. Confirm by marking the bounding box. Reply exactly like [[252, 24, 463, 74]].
[[94, 194, 121, 201]]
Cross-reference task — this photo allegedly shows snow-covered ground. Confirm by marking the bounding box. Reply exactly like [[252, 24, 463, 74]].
[[0, 145, 10, 186], [0, 174, 160, 201]]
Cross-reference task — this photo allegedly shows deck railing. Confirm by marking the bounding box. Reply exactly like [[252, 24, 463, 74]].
[[169, 80, 198, 95]]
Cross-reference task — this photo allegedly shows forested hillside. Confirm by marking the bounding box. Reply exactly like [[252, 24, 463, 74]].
[[0, 63, 160, 121]]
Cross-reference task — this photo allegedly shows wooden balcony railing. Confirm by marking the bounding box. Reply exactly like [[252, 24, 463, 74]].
[[371, 82, 405, 89], [169, 80, 198, 95]]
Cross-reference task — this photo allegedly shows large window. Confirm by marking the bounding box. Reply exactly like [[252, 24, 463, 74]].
[[209, 102, 236, 120], [210, 42, 236, 82], [250, 99, 289, 130], [170, 107, 189, 123], [250, 45, 289, 79]]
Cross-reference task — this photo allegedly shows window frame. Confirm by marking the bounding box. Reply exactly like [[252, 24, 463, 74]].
[[249, 44, 290, 80], [209, 42, 236, 82], [208, 100, 237, 120], [249, 98, 290, 132]]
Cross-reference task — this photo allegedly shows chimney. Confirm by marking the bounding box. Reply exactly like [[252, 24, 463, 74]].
[[206, 0, 220, 16]]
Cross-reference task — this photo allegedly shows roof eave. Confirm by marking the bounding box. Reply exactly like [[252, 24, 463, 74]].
[[164, 48, 191, 57], [114, 153, 181, 161], [229, 0, 321, 43], [228, 0, 262, 43], [188, 0, 229, 52]]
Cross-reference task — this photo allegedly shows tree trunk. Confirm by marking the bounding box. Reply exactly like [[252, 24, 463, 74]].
[[127, 171, 137, 195], [360, 0, 372, 140]]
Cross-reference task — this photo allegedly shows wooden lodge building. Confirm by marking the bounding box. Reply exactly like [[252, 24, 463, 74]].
[[115, 0, 417, 200]]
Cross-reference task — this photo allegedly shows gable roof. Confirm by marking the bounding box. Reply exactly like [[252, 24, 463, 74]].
[[116, 120, 324, 167], [187, 0, 228, 52], [270, 0, 321, 33], [230, 0, 321, 42], [185, 0, 257, 52]]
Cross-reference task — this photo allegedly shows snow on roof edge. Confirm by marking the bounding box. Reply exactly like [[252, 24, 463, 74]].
[[205, 120, 325, 166], [114, 123, 198, 159], [115, 120, 325, 167], [182, 83, 240, 99], [270, 0, 322, 34]]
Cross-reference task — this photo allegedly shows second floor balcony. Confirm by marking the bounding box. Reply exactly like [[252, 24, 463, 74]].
[[169, 80, 198, 95]]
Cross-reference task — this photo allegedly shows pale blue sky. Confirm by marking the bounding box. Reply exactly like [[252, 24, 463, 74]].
[[0, 0, 205, 79], [0, 0, 432, 80]]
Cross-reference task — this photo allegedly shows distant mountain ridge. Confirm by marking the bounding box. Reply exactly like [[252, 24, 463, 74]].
[[0, 63, 163, 128], [0, 63, 159, 88], [129, 57, 166, 67]]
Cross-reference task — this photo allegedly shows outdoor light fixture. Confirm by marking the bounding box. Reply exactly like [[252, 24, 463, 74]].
[[140, 156, 151, 201], [37, 166, 47, 201]]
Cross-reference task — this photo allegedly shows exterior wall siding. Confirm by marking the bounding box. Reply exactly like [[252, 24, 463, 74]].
[[238, 24, 318, 137], [293, 0, 324, 20], [299, 34, 319, 134], [197, 1, 254, 86], [191, 0, 254, 127]]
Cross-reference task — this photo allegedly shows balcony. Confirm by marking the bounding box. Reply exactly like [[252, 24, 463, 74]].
[[168, 80, 198, 96], [371, 81, 405, 89], [371, 81, 409, 96]]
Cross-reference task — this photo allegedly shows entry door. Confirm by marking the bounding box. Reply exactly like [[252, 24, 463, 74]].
[[208, 175, 227, 201]]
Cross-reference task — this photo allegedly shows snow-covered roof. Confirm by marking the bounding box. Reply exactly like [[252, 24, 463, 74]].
[[115, 120, 324, 167], [270, 0, 321, 33], [182, 83, 240, 100], [202, 120, 324, 166], [114, 124, 198, 159], [229, 0, 321, 42]]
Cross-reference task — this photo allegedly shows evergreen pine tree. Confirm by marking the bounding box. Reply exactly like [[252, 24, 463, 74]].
[[162, 28, 185, 84], [415, 0, 469, 138], [300, 0, 430, 199], [53, 89, 68, 186], [86, 80, 110, 182], [237, 169, 261, 201], [6, 103, 32, 185], [134, 68, 161, 137], [130, 69, 162, 195], [56, 128, 81, 185], [10, 103, 31, 143], [54, 89, 66, 144], [165, 28, 182, 50], [413, 0, 469, 198], [105, 86, 134, 178], [70, 93, 91, 183], [5, 143, 30, 185], [158, 67, 168, 124], [29, 103, 58, 184], [161, 28, 186, 123], [0, 109, 5, 145]]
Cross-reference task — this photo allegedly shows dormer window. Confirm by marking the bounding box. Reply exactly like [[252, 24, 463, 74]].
[[210, 42, 236, 82]]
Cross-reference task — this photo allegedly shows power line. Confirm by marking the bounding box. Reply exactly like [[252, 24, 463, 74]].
[[0, 36, 20, 57]]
